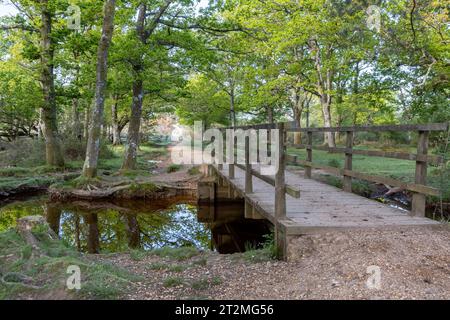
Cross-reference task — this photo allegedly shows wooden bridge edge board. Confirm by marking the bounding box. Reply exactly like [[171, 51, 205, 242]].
[[279, 220, 443, 236]]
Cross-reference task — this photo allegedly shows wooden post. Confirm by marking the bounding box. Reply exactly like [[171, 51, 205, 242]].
[[275, 123, 286, 219], [343, 131, 353, 192], [411, 130, 429, 216], [274, 124, 287, 260], [217, 129, 223, 170], [228, 130, 235, 179], [305, 131, 313, 178], [245, 135, 253, 193]]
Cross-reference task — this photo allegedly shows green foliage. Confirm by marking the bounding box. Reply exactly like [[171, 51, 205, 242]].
[[242, 233, 277, 263], [167, 164, 182, 173], [187, 166, 201, 176]]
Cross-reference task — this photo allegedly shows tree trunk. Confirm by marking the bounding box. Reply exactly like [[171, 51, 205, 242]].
[[40, 0, 64, 167], [124, 214, 140, 249], [122, 78, 143, 170], [83, 105, 90, 140], [86, 213, 100, 254], [72, 98, 82, 140], [321, 97, 335, 147], [111, 98, 121, 145], [266, 105, 274, 124], [45, 204, 62, 236], [290, 89, 304, 145], [82, 0, 116, 178], [121, 4, 146, 170], [230, 89, 236, 127]]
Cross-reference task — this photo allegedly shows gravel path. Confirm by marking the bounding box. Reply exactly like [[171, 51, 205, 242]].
[[94, 225, 450, 300]]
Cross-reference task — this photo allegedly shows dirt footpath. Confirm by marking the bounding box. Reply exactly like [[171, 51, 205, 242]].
[[98, 226, 450, 300]]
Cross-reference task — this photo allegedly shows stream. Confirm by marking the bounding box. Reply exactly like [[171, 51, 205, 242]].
[[0, 195, 271, 254]]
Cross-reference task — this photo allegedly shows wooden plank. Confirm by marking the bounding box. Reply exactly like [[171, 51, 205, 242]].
[[245, 135, 253, 193], [228, 130, 235, 179], [411, 131, 429, 216], [235, 163, 300, 198], [285, 122, 449, 133], [343, 131, 353, 192], [286, 144, 443, 165], [343, 169, 439, 197], [305, 132, 313, 178]]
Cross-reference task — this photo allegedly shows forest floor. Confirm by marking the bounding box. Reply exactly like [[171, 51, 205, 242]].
[[2, 225, 449, 300], [93, 226, 450, 300]]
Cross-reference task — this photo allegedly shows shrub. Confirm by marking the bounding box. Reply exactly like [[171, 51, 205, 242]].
[[167, 164, 182, 173]]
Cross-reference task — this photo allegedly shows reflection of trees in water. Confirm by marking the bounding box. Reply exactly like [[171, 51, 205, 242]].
[[0, 199, 46, 232], [85, 213, 100, 254], [45, 204, 61, 235], [1, 198, 211, 253], [138, 204, 211, 250]]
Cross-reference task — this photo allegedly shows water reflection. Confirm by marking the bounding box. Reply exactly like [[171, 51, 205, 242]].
[[0, 196, 271, 254], [198, 201, 272, 254]]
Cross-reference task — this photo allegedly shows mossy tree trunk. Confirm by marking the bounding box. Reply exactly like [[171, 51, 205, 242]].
[[121, 1, 173, 170], [83, 0, 116, 178], [40, 0, 64, 167]]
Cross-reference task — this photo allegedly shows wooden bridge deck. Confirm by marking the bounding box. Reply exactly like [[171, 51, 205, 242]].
[[212, 165, 440, 235]]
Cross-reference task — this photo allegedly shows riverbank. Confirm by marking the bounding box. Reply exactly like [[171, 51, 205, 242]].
[[3, 224, 448, 300]]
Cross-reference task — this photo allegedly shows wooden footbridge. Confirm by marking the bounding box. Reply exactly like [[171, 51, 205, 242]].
[[199, 122, 449, 259]]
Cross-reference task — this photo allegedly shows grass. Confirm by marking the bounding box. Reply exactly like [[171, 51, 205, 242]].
[[192, 257, 207, 266], [241, 233, 277, 263], [168, 264, 188, 272], [0, 175, 61, 193], [151, 247, 199, 261], [191, 276, 222, 291], [148, 263, 166, 271], [0, 229, 142, 300], [163, 276, 185, 288]]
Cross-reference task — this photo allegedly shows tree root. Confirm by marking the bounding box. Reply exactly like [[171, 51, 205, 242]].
[[0, 272, 43, 290]]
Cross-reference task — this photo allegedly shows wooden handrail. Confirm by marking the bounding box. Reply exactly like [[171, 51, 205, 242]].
[[286, 143, 444, 165], [285, 122, 449, 132], [217, 121, 448, 217]]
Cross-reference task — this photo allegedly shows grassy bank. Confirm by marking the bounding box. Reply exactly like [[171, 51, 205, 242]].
[[0, 143, 169, 197], [0, 228, 142, 300]]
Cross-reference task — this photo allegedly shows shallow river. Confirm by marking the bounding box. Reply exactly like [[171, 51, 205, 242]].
[[0, 195, 271, 254]]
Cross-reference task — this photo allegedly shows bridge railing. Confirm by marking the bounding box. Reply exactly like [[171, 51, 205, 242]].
[[218, 121, 448, 218], [284, 122, 448, 217]]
